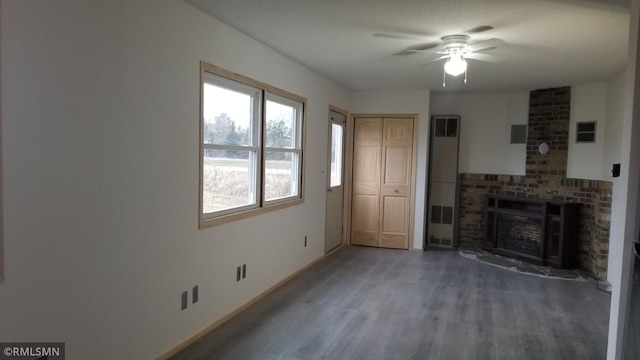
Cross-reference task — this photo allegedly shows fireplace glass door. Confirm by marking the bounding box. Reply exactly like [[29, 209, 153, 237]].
[[496, 213, 543, 259]]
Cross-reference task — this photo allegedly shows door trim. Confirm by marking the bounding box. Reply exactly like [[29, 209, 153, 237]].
[[346, 113, 419, 248]]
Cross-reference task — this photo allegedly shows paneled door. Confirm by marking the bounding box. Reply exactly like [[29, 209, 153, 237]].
[[325, 110, 346, 253], [351, 116, 415, 249], [351, 118, 382, 247], [380, 118, 413, 248]]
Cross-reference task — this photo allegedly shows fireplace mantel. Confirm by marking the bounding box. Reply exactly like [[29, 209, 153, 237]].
[[483, 195, 580, 269]]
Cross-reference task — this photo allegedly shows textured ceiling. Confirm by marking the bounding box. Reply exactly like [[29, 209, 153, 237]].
[[185, 0, 630, 93]]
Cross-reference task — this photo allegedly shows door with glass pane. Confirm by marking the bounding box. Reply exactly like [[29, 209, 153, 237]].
[[325, 110, 346, 253]]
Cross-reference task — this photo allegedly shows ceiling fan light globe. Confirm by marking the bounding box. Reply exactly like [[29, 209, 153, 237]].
[[444, 56, 467, 76]]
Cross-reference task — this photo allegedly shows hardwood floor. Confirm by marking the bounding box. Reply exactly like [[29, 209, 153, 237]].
[[171, 245, 610, 360]]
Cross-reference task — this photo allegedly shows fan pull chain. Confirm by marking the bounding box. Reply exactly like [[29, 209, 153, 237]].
[[464, 70, 467, 84], [443, 67, 446, 87]]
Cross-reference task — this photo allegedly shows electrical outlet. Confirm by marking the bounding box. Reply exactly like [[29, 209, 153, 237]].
[[304, 236, 307, 247], [192, 285, 198, 304], [181, 291, 188, 310], [236, 266, 241, 282], [242, 264, 247, 279]]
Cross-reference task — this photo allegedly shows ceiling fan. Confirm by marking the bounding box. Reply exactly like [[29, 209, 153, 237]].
[[374, 26, 505, 87]]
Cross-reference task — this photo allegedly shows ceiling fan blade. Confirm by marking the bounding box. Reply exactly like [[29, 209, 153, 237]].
[[373, 33, 423, 41], [465, 52, 505, 63], [405, 42, 440, 51], [465, 25, 493, 34], [392, 50, 417, 56], [419, 55, 449, 66], [466, 38, 505, 52]]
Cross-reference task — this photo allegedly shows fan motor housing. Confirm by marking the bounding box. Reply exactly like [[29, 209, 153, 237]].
[[442, 34, 469, 50]]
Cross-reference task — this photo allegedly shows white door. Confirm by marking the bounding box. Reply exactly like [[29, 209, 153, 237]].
[[325, 110, 346, 253]]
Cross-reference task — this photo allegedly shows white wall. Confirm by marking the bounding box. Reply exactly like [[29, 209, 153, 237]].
[[567, 83, 608, 180], [0, 1, 350, 359], [604, 73, 627, 182], [603, 74, 628, 287], [505, 93, 530, 175], [350, 90, 430, 250], [608, 0, 640, 357], [601, 73, 626, 313], [430, 92, 529, 175]]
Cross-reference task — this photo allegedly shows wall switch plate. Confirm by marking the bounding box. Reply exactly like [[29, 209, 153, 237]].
[[192, 285, 198, 304], [237, 266, 241, 282], [181, 291, 188, 310], [242, 264, 247, 279], [613, 163, 621, 177]]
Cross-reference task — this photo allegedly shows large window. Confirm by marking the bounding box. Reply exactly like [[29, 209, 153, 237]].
[[200, 62, 305, 227]]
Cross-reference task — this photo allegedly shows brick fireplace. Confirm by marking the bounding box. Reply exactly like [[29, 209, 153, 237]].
[[458, 87, 612, 279]]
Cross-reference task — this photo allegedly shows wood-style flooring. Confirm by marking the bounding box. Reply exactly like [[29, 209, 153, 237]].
[[171, 245, 610, 360]]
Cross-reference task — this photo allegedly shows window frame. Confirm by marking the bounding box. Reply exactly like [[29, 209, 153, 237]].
[[199, 62, 306, 228], [202, 74, 262, 217]]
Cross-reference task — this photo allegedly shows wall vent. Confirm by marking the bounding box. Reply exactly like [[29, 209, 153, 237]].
[[431, 205, 442, 223], [435, 117, 458, 137], [576, 121, 596, 143], [510, 124, 527, 144], [442, 207, 453, 225], [431, 205, 453, 224]]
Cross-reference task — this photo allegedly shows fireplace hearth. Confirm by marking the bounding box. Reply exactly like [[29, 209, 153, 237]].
[[484, 196, 579, 268]]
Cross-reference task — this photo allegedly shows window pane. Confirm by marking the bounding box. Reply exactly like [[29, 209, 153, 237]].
[[203, 83, 255, 146], [203, 149, 257, 213], [330, 123, 344, 187], [266, 100, 296, 148], [265, 151, 298, 201]]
